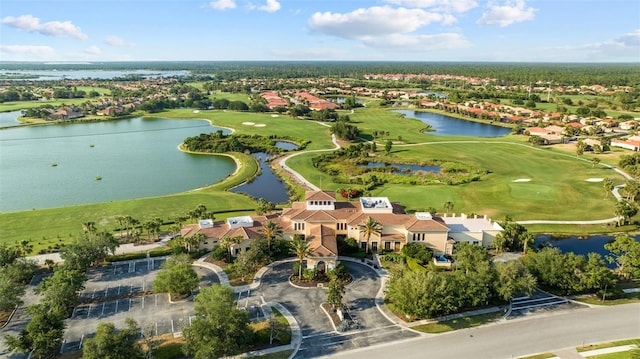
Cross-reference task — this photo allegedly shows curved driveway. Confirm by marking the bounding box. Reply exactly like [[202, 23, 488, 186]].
[[257, 261, 418, 358]]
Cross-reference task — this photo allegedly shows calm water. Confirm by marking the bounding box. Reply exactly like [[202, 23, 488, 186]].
[[231, 153, 289, 204], [274, 141, 299, 151], [534, 234, 640, 268], [0, 118, 235, 212], [0, 110, 22, 127], [365, 162, 440, 174], [0, 69, 189, 81], [394, 110, 512, 137]]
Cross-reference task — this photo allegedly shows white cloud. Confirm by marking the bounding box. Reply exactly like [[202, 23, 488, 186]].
[[309, 6, 454, 39], [0, 44, 55, 58], [104, 35, 127, 46], [1, 14, 88, 40], [361, 33, 471, 50], [538, 29, 640, 62], [208, 0, 236, 10], [258, 0, 281, 13], [84, 45, 102, 55], [384, 0, 478, 13], [616, 29, 640, 47], [477, 0, 536, 27]]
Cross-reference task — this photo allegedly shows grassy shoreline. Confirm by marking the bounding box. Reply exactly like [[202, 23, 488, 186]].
[[2, 106, 637, 252]]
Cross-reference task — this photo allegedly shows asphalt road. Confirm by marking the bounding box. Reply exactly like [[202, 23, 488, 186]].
[[327, 303, 640, 359]]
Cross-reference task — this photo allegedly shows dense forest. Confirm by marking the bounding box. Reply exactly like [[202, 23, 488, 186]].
[[1, 61, 639, 86]]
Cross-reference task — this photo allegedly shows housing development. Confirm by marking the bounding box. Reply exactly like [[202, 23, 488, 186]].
[[0, 62, 639, 359]]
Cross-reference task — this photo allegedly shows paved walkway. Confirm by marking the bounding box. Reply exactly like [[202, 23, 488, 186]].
[[549, 344, 638, 359]]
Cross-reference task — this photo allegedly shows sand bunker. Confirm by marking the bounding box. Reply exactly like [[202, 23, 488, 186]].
[[254, 124, 266, 127], [192, 110, 200, 113], [271, 114, 279, 117], [242, 122, 255, 125], [512, 179, 532, 182], [586, 178, 604, 182]]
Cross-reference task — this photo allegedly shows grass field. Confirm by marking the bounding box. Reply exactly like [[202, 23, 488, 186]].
[[0, 151, 259, 252], [0, 105, 635, 252]]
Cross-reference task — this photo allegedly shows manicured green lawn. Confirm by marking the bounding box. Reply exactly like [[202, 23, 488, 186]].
[[146, 109, 335, 151], [0, 98, 90, 112], [411, 310, 506, 333], [0, 151, 259, 253], [289, 136, 624, 220], [0, 104, 633, 253]]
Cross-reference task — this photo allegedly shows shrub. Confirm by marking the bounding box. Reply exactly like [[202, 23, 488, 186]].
[[210, 246, 228, 261], [402, 243, 433, 265]]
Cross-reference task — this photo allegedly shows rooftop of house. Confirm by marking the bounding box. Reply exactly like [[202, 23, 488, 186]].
[[441, 213, 503, 233]]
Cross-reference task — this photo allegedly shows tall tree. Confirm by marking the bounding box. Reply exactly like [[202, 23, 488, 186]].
[[82, 318, 144, 359], [153, 254, 199, 298], [220, 235, 243, 262], [358, 217, 382, 253], [605, 234, 640, 280], [260, 220, 282, 257], [603, 177, 614, 199], [290, 238, 313, 279], [384, 139, 393, 155], [494, 260, 536, 301], [326, 276, 346, 309], [182, 285, 253, 359], [4, 304, 66, 359], [443, 201, 454, 214]]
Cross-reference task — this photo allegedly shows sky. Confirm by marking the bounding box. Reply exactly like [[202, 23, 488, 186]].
[[0, 0, 639, 63]]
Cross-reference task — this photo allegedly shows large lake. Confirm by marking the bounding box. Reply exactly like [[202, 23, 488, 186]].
[[0, 118, 236, 212], [394, 110, 512, 137], [0, 69, 189, 81]]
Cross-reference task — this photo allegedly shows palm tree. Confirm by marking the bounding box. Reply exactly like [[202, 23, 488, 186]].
[[82, 222, 97, 238], [221, 235, 243, 262], [358, 217, 382, 253], [443, 201, 454, 214], [290, 238, 312, 279], [603, 177, 614, 199], [624, 180, 640, 202], [261, 220, 282, 257], [184, 233, 206, 253]]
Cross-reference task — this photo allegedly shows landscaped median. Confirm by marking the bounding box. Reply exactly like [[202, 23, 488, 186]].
[[409, 308, 508, 334]]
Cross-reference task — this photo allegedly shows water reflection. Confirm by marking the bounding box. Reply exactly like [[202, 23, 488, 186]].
[[231, 153, 290, 204], [534, 234, 640, 268], [363, 162, 440, 175]]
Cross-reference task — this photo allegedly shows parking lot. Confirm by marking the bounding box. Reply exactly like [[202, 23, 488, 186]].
[[60, 257, 217, 354]]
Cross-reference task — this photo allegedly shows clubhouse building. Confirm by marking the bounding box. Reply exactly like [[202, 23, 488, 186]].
[[181, 191, 503, 270]]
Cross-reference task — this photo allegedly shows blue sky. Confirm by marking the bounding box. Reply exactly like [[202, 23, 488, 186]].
[[1, 0, 639, 62]]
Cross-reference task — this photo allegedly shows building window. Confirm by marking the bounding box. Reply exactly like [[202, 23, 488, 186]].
[[384, 242, 391, 250]]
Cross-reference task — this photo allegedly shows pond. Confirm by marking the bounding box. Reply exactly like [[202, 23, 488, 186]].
[[330, 97, 364, 104], [230, 153, 290, 204], [0, 110, 22, 127], [274, 141, 299, 151], [0, 118, 235, 212], [364, 162, 440, 175], [534, 234, 640, 268], [394, 109, 512, 137]]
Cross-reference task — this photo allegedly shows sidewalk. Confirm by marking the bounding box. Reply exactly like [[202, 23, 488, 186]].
[[547, 344, 638, 359]]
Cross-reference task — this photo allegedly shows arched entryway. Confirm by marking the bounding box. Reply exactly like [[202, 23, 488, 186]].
[[317, 261, 326, 273]]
